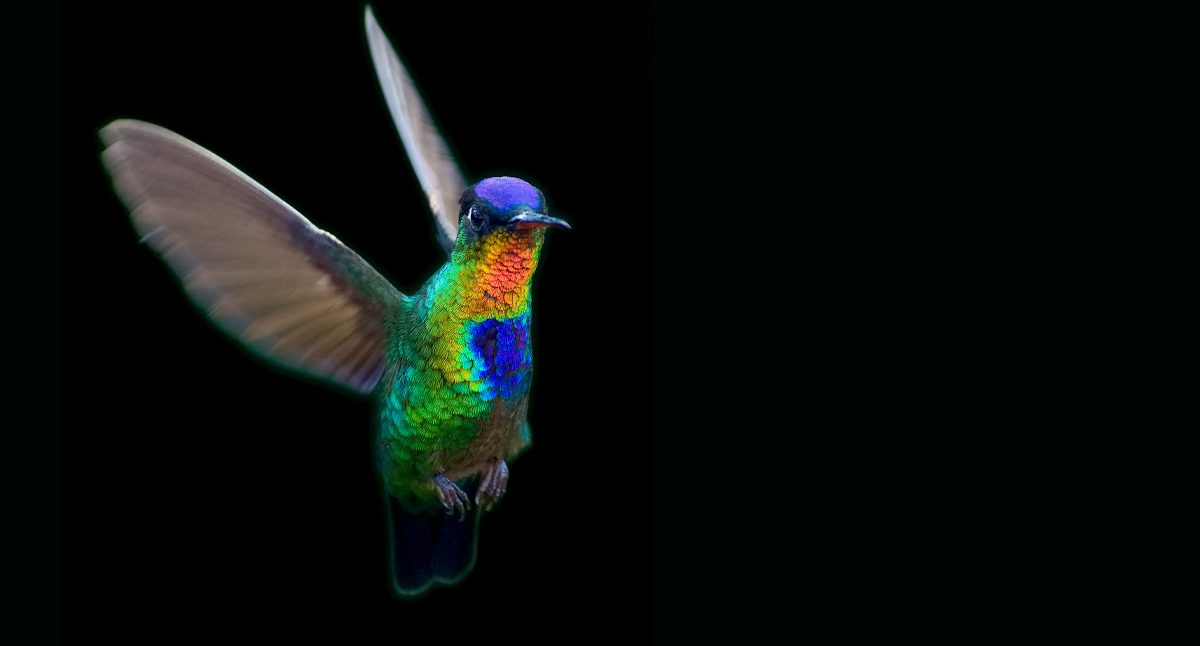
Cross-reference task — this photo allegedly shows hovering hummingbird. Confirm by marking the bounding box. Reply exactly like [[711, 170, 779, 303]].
[[99, 6, 569, 595]]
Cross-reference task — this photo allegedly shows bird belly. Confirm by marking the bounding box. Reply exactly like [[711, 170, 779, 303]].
[[378, 390, 529, 500], [438, 396, 530, 480], [377, 313, 533, 499]]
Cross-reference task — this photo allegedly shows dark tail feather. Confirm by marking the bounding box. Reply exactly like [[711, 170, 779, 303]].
[[387, 480, 480, 595]]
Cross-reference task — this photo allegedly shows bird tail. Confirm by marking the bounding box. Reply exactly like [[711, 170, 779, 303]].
[[386, 480, 480, 595]]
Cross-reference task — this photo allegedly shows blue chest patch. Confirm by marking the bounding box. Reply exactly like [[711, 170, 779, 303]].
[[465, 315, 531, 400]]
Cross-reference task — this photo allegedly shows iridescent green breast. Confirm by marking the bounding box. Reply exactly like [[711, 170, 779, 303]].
[[376, 226, 542, 494]]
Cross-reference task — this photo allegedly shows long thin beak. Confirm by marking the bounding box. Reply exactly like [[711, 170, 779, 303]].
[[507, 211, 571, 230]]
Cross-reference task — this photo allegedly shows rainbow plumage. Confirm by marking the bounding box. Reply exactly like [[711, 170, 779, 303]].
[[379, 220, 547, 501], [98, 7, 569, 596]]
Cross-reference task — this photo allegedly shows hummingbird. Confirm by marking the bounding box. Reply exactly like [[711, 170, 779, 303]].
[[98, 6, 569, 595]]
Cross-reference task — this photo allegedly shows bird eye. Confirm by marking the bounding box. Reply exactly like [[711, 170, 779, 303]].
[[467, 205, 485, 230]]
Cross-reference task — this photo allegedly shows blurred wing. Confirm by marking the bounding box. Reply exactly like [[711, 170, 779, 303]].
[[100, 119, 407, 395], [365, 5, 467, 255]]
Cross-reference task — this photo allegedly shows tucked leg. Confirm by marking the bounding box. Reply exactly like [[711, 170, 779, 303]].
[[432, 473, 470, 520], [475, 458, 509, 511]]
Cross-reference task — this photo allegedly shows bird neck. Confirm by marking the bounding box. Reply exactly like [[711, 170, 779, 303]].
[[445, 229, 545, 320]]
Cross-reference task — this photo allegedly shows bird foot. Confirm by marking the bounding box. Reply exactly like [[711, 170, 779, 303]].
[[475, 458, 509, 511], [432, 473, 470, 520]]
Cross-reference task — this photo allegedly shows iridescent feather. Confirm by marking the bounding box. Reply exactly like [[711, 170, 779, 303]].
[[100, 7, 566, 597]]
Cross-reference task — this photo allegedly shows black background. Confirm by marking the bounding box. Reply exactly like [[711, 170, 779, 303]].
[[23, 1, 1066, 641], [60, 1, 650, 641]]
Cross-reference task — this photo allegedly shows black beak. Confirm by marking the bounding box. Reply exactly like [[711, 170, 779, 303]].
[[507, 211, 571, 230]]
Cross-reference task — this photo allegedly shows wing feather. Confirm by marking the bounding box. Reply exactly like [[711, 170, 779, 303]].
[[365, 6, 467, 255], [100, 119, 407, 394]]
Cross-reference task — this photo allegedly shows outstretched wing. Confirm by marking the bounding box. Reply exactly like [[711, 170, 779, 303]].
[[365, 5, 467, 255], [100, 119, 406, 395]]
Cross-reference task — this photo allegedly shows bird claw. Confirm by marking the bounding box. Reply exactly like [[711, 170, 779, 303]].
[[432, 473, 470, 521], [474, 458, 509, 512]]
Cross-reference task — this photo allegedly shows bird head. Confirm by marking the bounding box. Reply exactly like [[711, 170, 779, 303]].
[[453, 177, 569, 253]]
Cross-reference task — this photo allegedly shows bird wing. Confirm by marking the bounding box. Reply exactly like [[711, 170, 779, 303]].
[[365, 5, 467, 256], [100, 119, 406, 395]]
